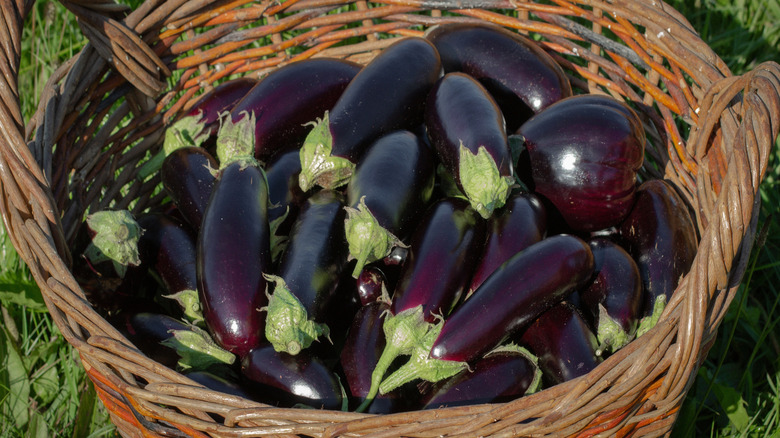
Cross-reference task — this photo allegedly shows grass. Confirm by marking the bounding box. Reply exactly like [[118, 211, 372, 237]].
[[2, 1, 779, 437]]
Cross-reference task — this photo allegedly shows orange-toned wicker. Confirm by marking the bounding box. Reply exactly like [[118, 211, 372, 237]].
[[1, 0, 779, 436]]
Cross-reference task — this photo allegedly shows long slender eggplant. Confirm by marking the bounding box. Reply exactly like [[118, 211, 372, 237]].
[[298, 37, 441, 191], [358, 197, 485, 411], [185, 77, 258, 137], [467, 191, 547, 294], [618, 179, 698, 335], [578, 237, 643, 353], [160, 147, 218, 232], [344, 130, 436, 277], [516, 94, 645, 231], [240, 344, 343, 410], [426, 22, 572, 132], [517, 302, 602, 386], [197, 113, 271, 357], [265, 148, 306, 234], [425, 72, 514, 219], [229, 58, 362, 160], [263, 190, 350, 355]]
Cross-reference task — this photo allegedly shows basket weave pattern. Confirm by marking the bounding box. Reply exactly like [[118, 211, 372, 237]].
[[1, 0, 779, 436]]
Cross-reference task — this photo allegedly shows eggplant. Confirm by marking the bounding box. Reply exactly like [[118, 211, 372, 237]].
[[618, 179, 698, 335], [298, 37, 441, 191], [419, 346, 541, 409], [160, 147, 218, 232], [578, 237, 643, 353], [517, 302, 602, 386], [358, 197, 485, 410], [425, 72, 514, 219], [516, 94, 645, 232], [185, 77, 258, 138], [264, 190, 350, 355], [356, 266, 389, 306], [467, 191, 547, 295], [426, 22, 571, 132], [344, 130, 436, 277], [265, 148, 306, 236], [197, 114, 271, 357], [240, 344, 343, 410], [229, 58, 362, 160]]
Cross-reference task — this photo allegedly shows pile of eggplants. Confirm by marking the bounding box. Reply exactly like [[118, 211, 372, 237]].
[[71, 22, 699, 414]]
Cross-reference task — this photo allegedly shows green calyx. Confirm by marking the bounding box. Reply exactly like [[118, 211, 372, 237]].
[[636, 294, 668, 338], [485, 343, 543, 395], [161, 325, 236, 371], [298, 112, 355, 192], [458, 143, 514, 219], [595, 303, 634, 356], [139, 113, 211, 181], [344, 196, 406, 278], [263, 274, 330, 355], [216, 111, 260, 169], [83, 210, 143, 278], [165, 289, 204, 325]]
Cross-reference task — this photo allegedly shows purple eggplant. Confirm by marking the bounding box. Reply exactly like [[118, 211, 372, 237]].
[[197, 114, 271, 357], [426, 22, 572, 132], [356, 266, 389, 306], [240, 344, 343, 410], [425, 72, 514, 219], [263, 190, 350, 355], [516, 94, 645, 232], [265, 149, 306, 234], [517, 302, 602, 386], [467, 192, 547, 295], [298, 37, 441, 191], [186, 77, 258, 137], [160, 147, 218, 231], [618, 179, 698, 335], [344, 130, 436, 277], [229, 58, 362, 160], [419, 346, 540, 409], [578, 237, 643, 353]]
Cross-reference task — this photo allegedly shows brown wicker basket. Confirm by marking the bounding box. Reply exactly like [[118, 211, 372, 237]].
[[2, 0, 779, 436]]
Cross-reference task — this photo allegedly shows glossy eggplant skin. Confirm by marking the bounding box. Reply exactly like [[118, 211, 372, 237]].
[[135, 213, 198, 296], [265, 149, 305, 231], [420, 349, 538, 409], [618, 179, 698, 317], [468, 192, 547, 294], [186, 77, 258, 136], [517, 302, 602, 386], [426, 22, 572, 132], [230, 58, 362, 159], [161, 147, 218, 232], [197, 162, 271, 358], [356, 266, 388, 306], [390, 198, 486, 322], [240, 344, 343, 410], [517, 94, 645, 232], [430, 234, 594, 364]]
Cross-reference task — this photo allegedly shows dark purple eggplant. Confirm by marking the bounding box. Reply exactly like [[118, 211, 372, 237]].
[[344, 130, 436, 277], [467, 192, 547, 295], [240, 344, 343, 410], [186, 77, 258, 137], [426, 235, 594, 370], [229, 58, 362, 160], [516, 94, 645, 232], [618, 179, 698, 335], [426, 22, 572, 132], [265, 149, 306, 235], [425, 72, 514, 219], [517, 302, 602, 386], [197, 114, 271, 357], [356, 266, 389, 306], [358, 198, 485, 410], [419, 346, 540, 409], [578, 237, 643, 353], [160, 147, 218, 232], [298, 37, 441, 191], [264, 190, 350, 355]]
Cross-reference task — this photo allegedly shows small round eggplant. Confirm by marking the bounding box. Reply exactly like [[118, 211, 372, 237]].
[[356, 266, 389, 306], [425, 72, 514, 219], [344, 130, 436, 277], [426, 22, 572, 132], [298, 37, 441, 191], [160, 147, 218, 232]]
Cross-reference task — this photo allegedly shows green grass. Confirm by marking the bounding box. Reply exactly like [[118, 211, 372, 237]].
[[3, 1, 780, 437]]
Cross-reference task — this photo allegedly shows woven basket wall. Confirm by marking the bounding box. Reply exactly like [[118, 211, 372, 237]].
[[1, 0, 779, 436]]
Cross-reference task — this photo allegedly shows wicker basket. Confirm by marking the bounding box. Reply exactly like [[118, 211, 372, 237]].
[[1, 0, 779, 436]]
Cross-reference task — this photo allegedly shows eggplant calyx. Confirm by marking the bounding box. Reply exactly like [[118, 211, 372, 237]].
[[378, 322, 467, 395], [263, 274, 330, 355], [165, 289, 204, 325], [164, 112, 210, 156], [345, 197, 407, 278], [636, 295, 667, 338], [298, 112, 354, 192], [161, 325, 236, 371], [83, 210, 143, 278], [269, 207, 291, 263], [216, 111, 261, 169], [458, 143, 514, 219], [594, 303, 634, 356], [486, 343, 543, 395]]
